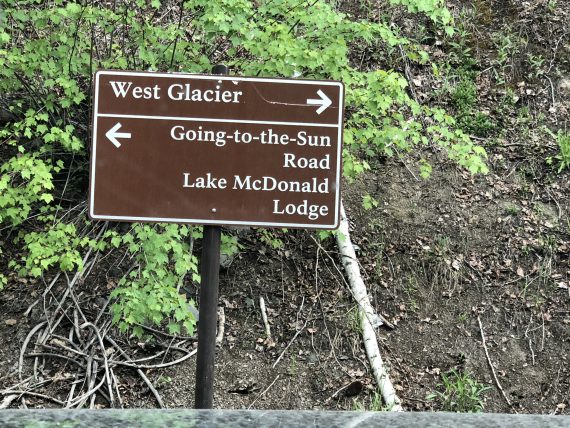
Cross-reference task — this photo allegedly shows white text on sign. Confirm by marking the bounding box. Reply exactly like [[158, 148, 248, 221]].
[[110, 81, 244, 104]]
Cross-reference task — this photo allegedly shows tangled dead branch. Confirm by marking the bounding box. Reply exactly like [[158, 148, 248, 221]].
[[3, 238, 197, 409]]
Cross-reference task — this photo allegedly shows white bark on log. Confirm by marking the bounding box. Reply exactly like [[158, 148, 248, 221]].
[[259, 297, 271, 340], [336, 202, 403, 411]]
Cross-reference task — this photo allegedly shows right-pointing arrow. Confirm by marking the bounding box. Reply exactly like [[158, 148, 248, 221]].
[[306, 89, 332, 115], [106, 122, 131, 148]]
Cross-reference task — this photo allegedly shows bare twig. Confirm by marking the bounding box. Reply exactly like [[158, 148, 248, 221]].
[[24, 273, 62, 317], [25, 353, 83, 368], [1, 390, 65, 406], [272, 319, 308, 369], [314, 247, 345, 372], [123, 351, 167, 364], [107, 349, 197, 369], [528, 339, 535, 366], [2, 377, 33, 392], [541, 314, 546, 352], [110, 368, 123, 408], [477, 315, 513, 408], [324, 382, 353, 404], [68, 361, 104, 408], [66, 373, 79, 407], [169, 1, 184, 68], [80, 322, 115, 407], [105, 337, 165, 408], [524, 315, 535, 366], [19, 321, 47, 380], [248, 375, 280, 409], [134, 323, 196, 340], [93, 295, 111, 327], [544, 75, 557, 123]]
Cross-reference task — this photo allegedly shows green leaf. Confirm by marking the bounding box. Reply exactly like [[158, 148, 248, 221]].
[[111, 236, 122, 248], [39, 193, 54, 203], [167, 323, 181, 335]]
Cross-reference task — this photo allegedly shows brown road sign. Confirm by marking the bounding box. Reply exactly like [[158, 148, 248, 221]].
[[89, 70, 344, 229]]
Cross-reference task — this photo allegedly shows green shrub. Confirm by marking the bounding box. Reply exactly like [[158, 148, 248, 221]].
[[428, 370, 490, 412], [555, 131, 570, 172], [451, 76, 495, 137], [0, 0, 487, 335]]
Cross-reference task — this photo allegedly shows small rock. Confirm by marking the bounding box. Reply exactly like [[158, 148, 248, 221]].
[[187, 304, 199, 321], [220, 251, 237, 269], [559, 78, 570, 99], [4, 319, 17, 326]]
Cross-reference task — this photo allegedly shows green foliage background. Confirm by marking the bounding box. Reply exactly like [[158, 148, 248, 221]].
[[0, 0, 487, 336]]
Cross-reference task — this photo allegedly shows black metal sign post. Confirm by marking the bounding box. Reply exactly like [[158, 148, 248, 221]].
[[194, 65, 227, 409], [194, 224, 221, 408]]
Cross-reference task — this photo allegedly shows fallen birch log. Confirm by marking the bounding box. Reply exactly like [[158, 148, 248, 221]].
[[336, 202, 403, 411]]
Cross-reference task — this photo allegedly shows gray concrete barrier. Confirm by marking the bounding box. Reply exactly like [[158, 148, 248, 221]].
[[0, 410, 568, 427]]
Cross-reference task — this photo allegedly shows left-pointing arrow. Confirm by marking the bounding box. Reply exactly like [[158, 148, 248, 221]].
[[105, 122, 131, 148]]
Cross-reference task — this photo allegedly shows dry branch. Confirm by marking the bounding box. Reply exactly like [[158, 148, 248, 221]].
[[0, 394, 17, 410], [11, 222, 198, 408], [1, 390, 65, 406], [19, 321, 47, 380], [477, 315, 513, 408], [336, 202, 403, 411], [106, 337, 164, 408], [272, 319, 308, 369], [248, 374, 280, 409], [259, 297, 271, 340]]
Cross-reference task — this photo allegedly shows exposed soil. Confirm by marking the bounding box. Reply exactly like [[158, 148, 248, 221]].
[[1, 0, 570, 414]]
